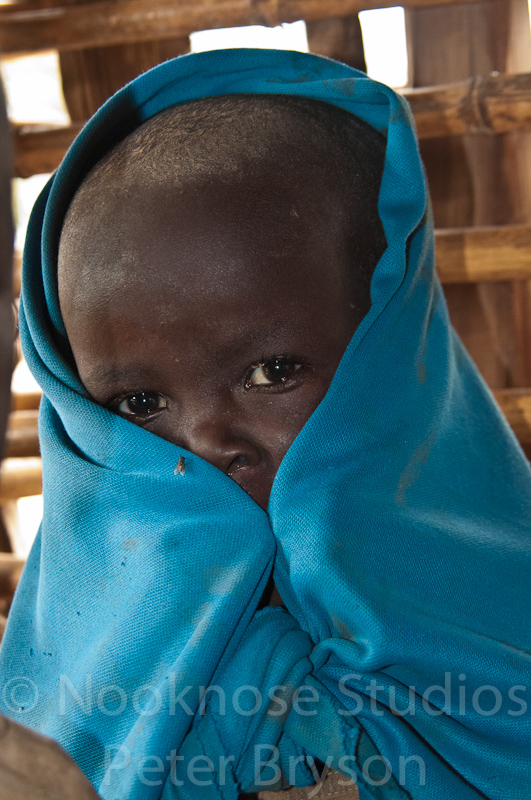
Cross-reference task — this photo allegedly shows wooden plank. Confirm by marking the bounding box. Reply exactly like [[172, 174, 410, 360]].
[[0, 553, 25, 581], [403, 72, 531, 139], [305, 15, 366, 73], [10, 390, 41, 412], [59, 38, 190, 122], [4, 409, 39, 458], [505, 0, 531, 386], [8, 213, 531, 288], [12, 248, 21, 298], [0, 59, 14, 475], [436, 225, 531, 283], [494, 388, 531, 444], [13, 123, 82, 179], [0, 457, 42, 501], [0, 0, 489, 55], [406, 0, 520, 393], [0, 553, 24, 628]]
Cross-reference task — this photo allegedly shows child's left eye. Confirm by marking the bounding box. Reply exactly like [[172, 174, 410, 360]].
[[115, 392, 167, 418], [245, 359, 302, 389]]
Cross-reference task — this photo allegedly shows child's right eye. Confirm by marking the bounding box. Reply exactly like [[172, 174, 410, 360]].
[[244, 358, 303, 390], [114, 392, 167, 419]]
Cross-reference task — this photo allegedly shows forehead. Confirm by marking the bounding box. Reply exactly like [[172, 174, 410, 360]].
[[58, 94, 384, 333], [59, 172, 354, 325], [58, 131, 361, 316]]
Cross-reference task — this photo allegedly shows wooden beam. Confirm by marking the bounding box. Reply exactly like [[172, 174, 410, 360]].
[[10, 390, 41, 412], [0, 457, 42, 501], [13, 123, 82, 180], [402, 72, 531, 138], [0, 553, 24, 631], [435, 225, 531, 283], [0, 553, 25, 582], [0, 0, 488, 55], [4, 409, 39, 458], [494, 389, 531, 445]]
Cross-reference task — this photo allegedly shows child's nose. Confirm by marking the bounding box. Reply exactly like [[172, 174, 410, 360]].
[[181, 418, 262, 476]]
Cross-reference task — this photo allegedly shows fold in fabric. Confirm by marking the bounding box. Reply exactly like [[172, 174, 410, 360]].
[[1, 48, 530, 800]]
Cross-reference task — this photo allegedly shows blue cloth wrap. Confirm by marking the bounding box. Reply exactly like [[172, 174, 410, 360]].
[[1, 48, 530, 800]]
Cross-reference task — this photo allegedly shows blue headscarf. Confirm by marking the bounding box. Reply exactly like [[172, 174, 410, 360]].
[[1, 48, 530, 800]]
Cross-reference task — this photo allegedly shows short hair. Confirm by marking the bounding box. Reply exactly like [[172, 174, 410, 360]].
[[61, 94, 387, 309]]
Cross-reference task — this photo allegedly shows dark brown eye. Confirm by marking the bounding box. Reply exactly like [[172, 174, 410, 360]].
[[116, 392, 166, 417], [247, 359, 301, 388]]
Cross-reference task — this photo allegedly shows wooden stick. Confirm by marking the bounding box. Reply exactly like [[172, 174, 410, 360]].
[[435, 225, 531, 283], [0, 553, 26, 581], [402, 72, 531, 138], [0, 458, 42, 501], [494, 389, 531, 446], [0, 0, 488, 55], [12, 248, 21, 298], [10, 390, 41, 412], [13, 123, 82, 180], [4, 410, 39, 458]]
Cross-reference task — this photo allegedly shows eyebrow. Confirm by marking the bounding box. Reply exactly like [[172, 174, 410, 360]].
[[83, 317, 318, 390], [84, 365, 157, 388], [211, 320, 317, 364]]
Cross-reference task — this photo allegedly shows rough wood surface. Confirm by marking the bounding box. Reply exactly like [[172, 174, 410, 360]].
[[505, 0, 531, 386], [59, 37, 190, 122], [4, 410, 40, 458], [0, 457, 42, 501], [0, 553, 24, 620], [13, 123, 82, 179], [405, 72, 531, 138], [10, 220, 531, 293], [495, 388, 531, 444], [0, 68, 14, 464], [10, 390, 41, 412], [436, 224, 531, 283], [0, 0, 488, 54], [257, 770, 359, 799], [0, 553, 25, 578], [306, 15, 365, 73], [406, 0, 527, 389]]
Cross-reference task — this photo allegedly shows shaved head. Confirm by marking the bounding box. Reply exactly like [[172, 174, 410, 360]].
[[59, 94, 386, 316]]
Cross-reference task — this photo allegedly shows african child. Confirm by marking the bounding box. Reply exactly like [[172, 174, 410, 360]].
[[0, 48, 530, 800]]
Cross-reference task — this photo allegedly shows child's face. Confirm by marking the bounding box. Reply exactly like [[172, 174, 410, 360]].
[[59, 175, 368, 510]]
